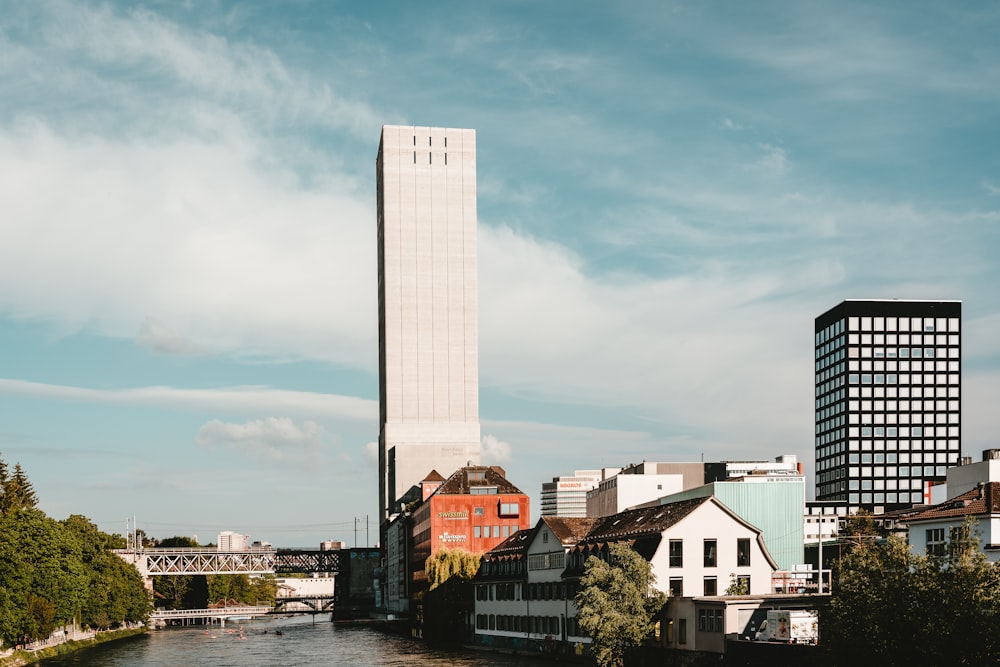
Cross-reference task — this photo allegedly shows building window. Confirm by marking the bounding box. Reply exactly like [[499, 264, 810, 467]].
[[926, 528, 946, 556], [499, 502, 519, 517], [704, 539, 717, 567], [474, 507, 484, 516], [669, 577, 683, 596], [474, 526, 481, 538], [737, 574, 750, 592], [737, 538, 750, 567], [698, 608, 723, 633], [679, 618, 687, 645], [669, 539, 683, 567], [704, 577, 717, 596]]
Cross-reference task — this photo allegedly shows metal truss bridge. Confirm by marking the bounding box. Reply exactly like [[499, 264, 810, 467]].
[[115, 547, 342, 577]]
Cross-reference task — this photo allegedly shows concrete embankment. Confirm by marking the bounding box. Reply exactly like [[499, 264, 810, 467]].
[[0, 627, 146, 667]]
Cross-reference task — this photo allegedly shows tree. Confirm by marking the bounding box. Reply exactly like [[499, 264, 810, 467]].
[[61, 515, 150, 628], [208, 574, 252, 605], [0, 455, 37, 515], [575, 542, 667, 667], [425, 548, 480, 591], [157, 535, 200, 548], [724, 573, 748, 596], [25, 594, 56, 642], [825, 523, 1000, 667], [0, 509, 87, 644], [9, 464, 38, 510], [840, 509, 880, 545]]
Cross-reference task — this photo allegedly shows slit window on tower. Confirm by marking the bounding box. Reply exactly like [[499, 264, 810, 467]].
[[445, 153, 447, 165], [429, 153, 432, 164], [413, 135, 416, 145], [413, 151, 416, 163]]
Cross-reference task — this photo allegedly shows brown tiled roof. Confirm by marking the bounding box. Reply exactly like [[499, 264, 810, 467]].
[[433, 465, 526, 496], [422, 469, 446, 482], [541, 516, 598, 545], [579, 498, 711, 544], [907, 482, 1000, 522]]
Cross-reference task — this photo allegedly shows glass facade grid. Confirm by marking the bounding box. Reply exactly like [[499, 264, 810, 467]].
[[815, 301, 960, 512]]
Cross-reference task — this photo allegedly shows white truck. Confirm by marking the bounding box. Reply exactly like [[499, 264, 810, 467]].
[[752, 609, 819, 644]]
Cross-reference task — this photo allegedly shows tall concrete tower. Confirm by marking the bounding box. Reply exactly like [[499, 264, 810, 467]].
[[376, 125, 481, 523]]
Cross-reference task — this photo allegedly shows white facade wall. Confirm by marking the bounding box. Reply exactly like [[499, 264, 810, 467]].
[[647, 502, 774, 599], [377, 126, 481, 520], [587, 474, 685, 517], [540, 471, 602, 517], [217, 531, 249, 551], [723, 455, 799, 478], [908, 516, 999, 563], [526, 523, 579, 642], [275, 577, 335, 598], [945, 457, 1000, 499]]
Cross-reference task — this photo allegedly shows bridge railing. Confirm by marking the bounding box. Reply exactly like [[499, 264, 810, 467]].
[[115, 547, 341, 576]]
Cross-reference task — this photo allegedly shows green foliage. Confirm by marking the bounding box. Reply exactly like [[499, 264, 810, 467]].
[[826, 521, 1000, 667], [425, 548, 481, 591], [26, 594, 57, 641], [840, 508, 880, 544], [724, 572, 748, 596], [157, 535, 200, 547], [60, 515, 151, 629], [205, 574, 276, 606], [0, 460, 149, 647], [249, 575, 278, 605], [575, 542, 667, 667], [0, 454, 38, 515]]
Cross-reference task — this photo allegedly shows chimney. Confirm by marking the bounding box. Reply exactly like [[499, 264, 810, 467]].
[[983, 449, 1000, 461]]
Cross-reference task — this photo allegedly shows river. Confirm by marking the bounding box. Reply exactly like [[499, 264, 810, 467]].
[[37, 615, 554, 666]]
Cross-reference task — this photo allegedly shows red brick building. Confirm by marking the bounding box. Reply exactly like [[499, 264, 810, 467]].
[[410, 465, 531, 590]]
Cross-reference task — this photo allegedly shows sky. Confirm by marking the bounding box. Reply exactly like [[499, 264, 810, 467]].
[[1, 1, 999, 548]]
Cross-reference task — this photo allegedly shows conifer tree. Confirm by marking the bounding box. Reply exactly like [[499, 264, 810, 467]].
[[10, 463, 38, 510], [0, 453, 11, 515]]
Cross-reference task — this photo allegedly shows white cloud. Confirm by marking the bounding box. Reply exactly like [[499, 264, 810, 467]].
[[196, 416, 324, 462], [363, 441, 379, 465], [481, 434, 513, 465], [756, 143, 790, 176], [721, 118, 743, 131], [0, 379, 377, 421], [0, 121, 376, 367], [136, 317, 206, 356], [22, 2, 379, 138], [983, 181, 1000, 196]]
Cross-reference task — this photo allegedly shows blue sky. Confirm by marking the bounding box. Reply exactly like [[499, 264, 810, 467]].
[[1, 1, 998, 547]]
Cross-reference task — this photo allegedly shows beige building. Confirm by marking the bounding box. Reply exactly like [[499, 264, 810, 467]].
[[376, 125, 481, 523]]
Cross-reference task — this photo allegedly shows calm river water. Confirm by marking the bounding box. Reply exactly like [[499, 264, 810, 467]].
[[38, 615, 551, 667]]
